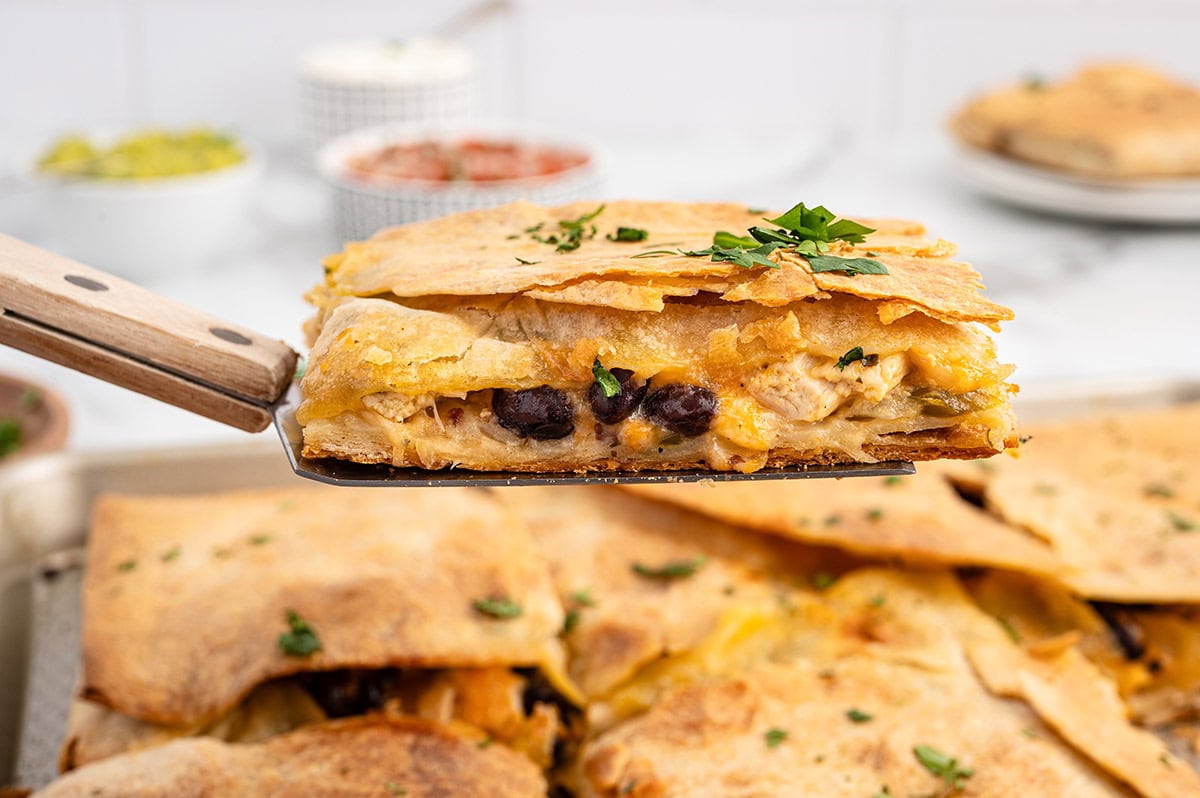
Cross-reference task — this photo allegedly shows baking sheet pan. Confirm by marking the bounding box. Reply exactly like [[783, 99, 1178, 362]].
[[2, 378, 1198, 789]]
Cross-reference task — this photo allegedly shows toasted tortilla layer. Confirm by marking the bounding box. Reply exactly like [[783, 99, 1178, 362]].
[[36, 717, 546, 798], [81, 486, 569, 727], [942, 402, 1200, 601], [576, 569, 1185, 798], [299, 201, 1015, 473], [952, 62, 1200, 179]]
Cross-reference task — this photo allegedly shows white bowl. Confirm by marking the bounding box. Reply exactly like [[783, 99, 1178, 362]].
[[316, 122, 605, 243], [299, 38, 475, 151], [32, 145, 263, 282]]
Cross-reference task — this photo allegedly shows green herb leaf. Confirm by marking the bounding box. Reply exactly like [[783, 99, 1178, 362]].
[[872, 787, 893, 798], [1144, 483, 1175, 498], [515, 256, 541, 265], [684, 242, 782, 270], [385, 783, 407, 795], [249, 533, 272, 545], [592, 358, 621, 398], [478, 736, 493, 749], [0, 418, 21, 457], [116, 558, 137, 572], [884, 475, 904, 487], [632, 556, 707, 580], [278, 610, 322, 657], [629, 249, 681, 259], [836, 346, 866, 370], [1168, 511, 1197, 532], [571, 588, 596, 607], [607, 226, 648, 242], [562, 609, 580, 634], [846, 708, 873, 723], [999, 616, 1022, 643], [868, 593, 886, 608], [765, 728, 788, 748], [811, 572, 837, 590], [807, 255, 888, 276], [473, 596, 523, 619], [866, 507, 885, 522], [160, 546, 181, 563], [914, 744, 975, 791], [712, 230, 760, 249]]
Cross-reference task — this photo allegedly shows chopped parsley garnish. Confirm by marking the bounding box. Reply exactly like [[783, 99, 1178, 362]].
[[473, 597, 523, 619], [514, 256, 540, 265], [682, 242, 783, 270], [846, 708, 873, 723], [1169, 512, 1197, 532], [824, 514, 841, 526], [160, 546, 181, 563], [632, 201, 886, 274], [249, 533, 272, 545], [607, 226, 648, 242], [278, 610, 322, 657], [746, 206, 768, 215], [478, 736, 493, 749], [765, 728, 788, 748], [913, 744, 974, 792], [632, 556, 706, 580], [868, 593, 886, 608], [884, 475, 904, 487], [116, 558, 137, 572], [999, 616, 1022, 642], [807, 255, 889, 276], [562, 609, 580, 634], [1144, 483, 1175, 498], [836, 346, 870, 370], [873, 788, 893, 798], [528, 204, 606, 252], [592, 358, 621, 398], [0, 419, 20, 457], [866, 507, 885, 522], [385, 783, 407, 796], [811, 572, 837, 590], [571, 588, 597, 607]]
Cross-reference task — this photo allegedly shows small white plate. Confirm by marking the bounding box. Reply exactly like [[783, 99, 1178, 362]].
[[953, 146, 1200, 224]]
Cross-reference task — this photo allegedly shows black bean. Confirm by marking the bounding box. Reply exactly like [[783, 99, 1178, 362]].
[[643, 383, 717, 437], [492, 387, 575, 440], [300, 669, 396, 718], [588, 367, 647, 424]]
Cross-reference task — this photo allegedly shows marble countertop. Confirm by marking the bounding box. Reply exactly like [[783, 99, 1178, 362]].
[[3, 135, 1199, 453]]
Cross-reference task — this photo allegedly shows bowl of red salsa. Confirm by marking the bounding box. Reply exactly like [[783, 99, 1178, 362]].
[[318, 124, 603, 241]]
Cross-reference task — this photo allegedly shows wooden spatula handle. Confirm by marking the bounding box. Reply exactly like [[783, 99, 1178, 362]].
[[0, 234, 298, 432]]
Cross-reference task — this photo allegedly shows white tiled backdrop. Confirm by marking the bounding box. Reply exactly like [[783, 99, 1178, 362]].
[[2, 0, 1200, 451]]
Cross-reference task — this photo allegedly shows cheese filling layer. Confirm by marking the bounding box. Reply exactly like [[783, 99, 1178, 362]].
[[299, 294, 1015, 471]]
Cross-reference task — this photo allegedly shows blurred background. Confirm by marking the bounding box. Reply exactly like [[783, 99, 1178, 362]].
[[1, 0, 1198, 453]]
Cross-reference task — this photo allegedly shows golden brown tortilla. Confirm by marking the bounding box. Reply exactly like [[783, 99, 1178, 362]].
[[36, 716, 545, 798], [81, 486, 567, 727]]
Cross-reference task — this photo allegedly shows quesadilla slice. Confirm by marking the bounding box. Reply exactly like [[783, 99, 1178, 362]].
[[952, 62, 1200, 179], [621, 468, 1061, 574], [577, 567, 1200, 797], [40, 717, 545, 798], [67, 486, 578, 771], [299, 200, 1016, 473], [942, 402, 1200, 601]]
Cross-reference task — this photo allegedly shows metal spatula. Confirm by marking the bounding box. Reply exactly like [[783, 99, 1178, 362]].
[[0, 235, 913, 486]]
